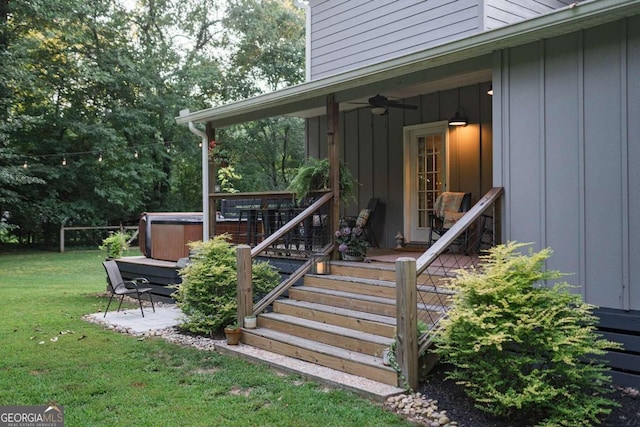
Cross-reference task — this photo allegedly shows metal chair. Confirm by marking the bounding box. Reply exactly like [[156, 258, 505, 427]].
[[102, 260, 155, 317], [428, 192, 472, 247], [344, 198, 380, 248]]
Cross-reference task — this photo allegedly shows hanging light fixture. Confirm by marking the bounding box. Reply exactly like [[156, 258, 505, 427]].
[[448, 105, 468, 126], [370, 106, 387, 116]]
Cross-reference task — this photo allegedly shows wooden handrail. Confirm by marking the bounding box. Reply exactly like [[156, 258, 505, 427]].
[[415, 187, 504, 275], [250, 191, 333, 258], [236, 191, 334, 323], [390, 187, 504, 383], [252, 243, 333, 315]]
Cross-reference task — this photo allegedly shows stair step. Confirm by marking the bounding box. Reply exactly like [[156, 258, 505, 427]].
[[330, 261, 449, 286], [273, 299, 396, 338], [289, 286, 447, 318], [305, 274, 454, 304], [258, 312, 392, 356], [241, 327, 398, 385]]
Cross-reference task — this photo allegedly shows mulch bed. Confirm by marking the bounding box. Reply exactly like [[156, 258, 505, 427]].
[[417, 363, 640, 427]]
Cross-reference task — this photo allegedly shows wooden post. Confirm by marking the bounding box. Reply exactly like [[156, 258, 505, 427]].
[[59, 226, 65, 253], [236, 245, 253, 327], [396, 257, 418, 390], [327, 94, 340, 257]]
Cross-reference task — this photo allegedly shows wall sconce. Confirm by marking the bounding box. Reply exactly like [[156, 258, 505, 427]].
[[487, 85, 493, 96], [370, 106, 387, 116], [448, 105, 468, 126], [311, 253, 330, 275]]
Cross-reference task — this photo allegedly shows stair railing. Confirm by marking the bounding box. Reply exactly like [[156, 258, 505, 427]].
[[395, 187, 504, 389], [236, 191, 334, 325]]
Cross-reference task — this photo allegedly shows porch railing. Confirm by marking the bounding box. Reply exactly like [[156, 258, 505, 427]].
[[236, 192, 334, 325], [395, 187, 504, 389]]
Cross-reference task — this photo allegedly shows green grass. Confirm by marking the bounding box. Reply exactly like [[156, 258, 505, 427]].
[[0, 249, 410, 426]]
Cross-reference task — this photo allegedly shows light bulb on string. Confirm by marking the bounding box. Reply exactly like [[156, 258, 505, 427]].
[[62, 157, 67, 166], [23, 161, 28, 169], [98, 153, 103, 162], [134, 150, 139, 159]]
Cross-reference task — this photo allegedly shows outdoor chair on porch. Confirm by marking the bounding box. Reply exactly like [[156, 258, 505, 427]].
[[343, 197, 379, 248], [102, 260, 155, 317], [428, 192, 471, 248]]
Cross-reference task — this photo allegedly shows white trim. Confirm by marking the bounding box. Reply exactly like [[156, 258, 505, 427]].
[[403, 121, 449, 243]]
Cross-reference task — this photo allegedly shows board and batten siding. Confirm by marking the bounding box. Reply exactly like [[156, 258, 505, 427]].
[[306, 82, 493, 248], [308, 0, 571, 80], [494, 17, 640, 311]]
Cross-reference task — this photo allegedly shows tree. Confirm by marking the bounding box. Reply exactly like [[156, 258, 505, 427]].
[[216, 0, 306, 191], [0, 0, 306, 245]]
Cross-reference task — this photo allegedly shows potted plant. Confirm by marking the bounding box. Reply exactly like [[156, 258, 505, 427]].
[[335, 225, 369, 261], [288, 158, 356, 205], [224, 323, 242, 345], [99, 231, 130, 259]]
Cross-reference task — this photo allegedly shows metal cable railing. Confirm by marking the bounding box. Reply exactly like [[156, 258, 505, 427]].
[[414, 187, 504, 354]]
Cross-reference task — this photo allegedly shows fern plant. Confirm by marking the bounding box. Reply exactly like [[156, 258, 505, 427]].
[[433, 242, 621, 426], [287, 157, 356, 205]]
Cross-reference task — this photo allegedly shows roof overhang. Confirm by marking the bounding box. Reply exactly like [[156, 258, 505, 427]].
[[176, 0, 640, 128]]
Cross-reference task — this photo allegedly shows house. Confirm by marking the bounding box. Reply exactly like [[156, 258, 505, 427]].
[[177, 0, 640, 388]]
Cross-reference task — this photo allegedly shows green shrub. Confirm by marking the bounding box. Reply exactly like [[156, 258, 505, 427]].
[[433, 242, 621, 426], [173, 235, 280, 336], [99, 231, 130, 259]]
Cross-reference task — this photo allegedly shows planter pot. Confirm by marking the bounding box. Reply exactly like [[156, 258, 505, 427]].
[[341, 251, 365, 262], [224, 327, 242, 345]]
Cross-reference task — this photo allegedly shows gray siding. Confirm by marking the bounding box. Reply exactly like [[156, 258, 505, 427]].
[[495, 17, 640, 311], [308, 0, 571, 80], [310, 0, 481, 80], [486, 0, 572, 29], [307, 83, 493, 248]]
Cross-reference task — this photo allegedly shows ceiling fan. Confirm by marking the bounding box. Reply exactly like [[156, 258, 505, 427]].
[[363, 94, 417, 115]]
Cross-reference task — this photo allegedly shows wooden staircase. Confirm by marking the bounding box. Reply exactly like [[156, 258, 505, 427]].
[[240, 260, 453, 387]]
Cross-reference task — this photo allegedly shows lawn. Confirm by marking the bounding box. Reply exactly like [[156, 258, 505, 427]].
[[0, 249, 411, 427]]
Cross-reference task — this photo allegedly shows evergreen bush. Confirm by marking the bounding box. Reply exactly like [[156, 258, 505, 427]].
[[173, 235, 280, 336], [433, 242, 621, 426]]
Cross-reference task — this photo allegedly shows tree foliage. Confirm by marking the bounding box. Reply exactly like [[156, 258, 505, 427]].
[[0, 0, 305, 245]]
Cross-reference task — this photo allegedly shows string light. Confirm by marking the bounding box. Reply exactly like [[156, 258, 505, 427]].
[[17, 138, 195, 168]]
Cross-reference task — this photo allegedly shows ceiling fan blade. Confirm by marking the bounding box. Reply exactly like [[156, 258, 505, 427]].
[[387, 102, 418, 110]]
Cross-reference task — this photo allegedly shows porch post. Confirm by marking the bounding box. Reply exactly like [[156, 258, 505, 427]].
[[396, 257, 418, 390], [236, 244, 253, 327], [327, 94, 340, 257], [206, 123, 217, 240]]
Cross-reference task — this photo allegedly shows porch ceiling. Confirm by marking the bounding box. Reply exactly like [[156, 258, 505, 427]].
[[176, 0, 640, 128]]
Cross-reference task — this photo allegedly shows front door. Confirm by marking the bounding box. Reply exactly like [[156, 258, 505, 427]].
[[403, 121, 449, 243]]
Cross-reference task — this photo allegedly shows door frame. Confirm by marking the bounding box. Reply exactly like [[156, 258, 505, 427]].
[[402, 121, 450, 243]]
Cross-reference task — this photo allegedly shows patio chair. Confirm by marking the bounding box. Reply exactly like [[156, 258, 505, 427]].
[[344, 198, 380, 248], [428, 192, 471, 248], [102, 260, 155, 317]]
